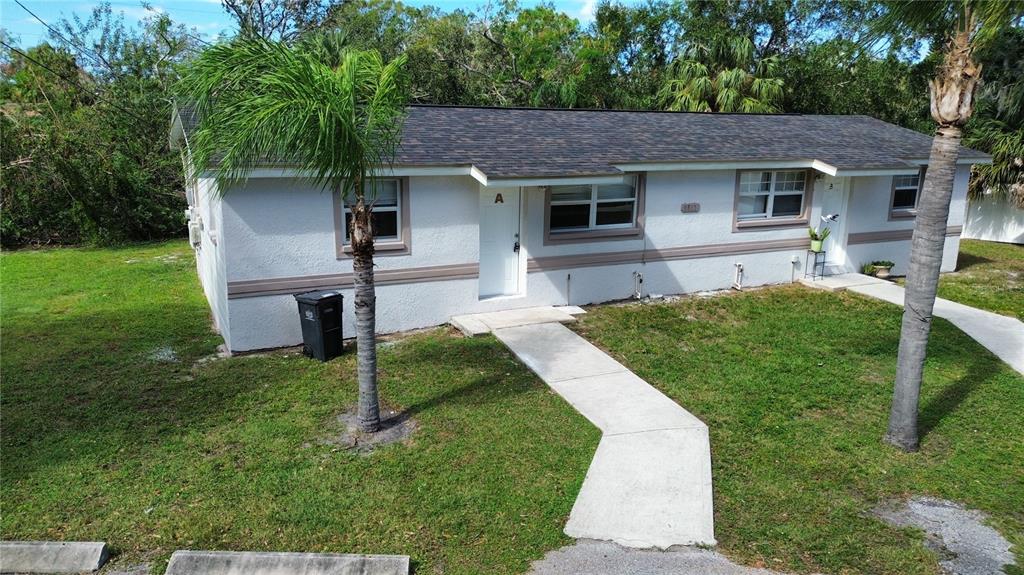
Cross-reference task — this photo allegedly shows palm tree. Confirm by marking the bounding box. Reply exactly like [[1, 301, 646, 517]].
[[178, 37, 408, 433], [875, 1, 1022, 451], [964, 26, 1024, 207], [659, 35, 783, 113]]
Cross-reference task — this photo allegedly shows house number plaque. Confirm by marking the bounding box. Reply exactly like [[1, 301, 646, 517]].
[[681, 202, 701, 213]]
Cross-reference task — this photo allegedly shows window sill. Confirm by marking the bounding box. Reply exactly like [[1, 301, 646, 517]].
[[337, 240, 410, 259], [888, 210, 917, 221], [544, 227, 642, 245], [733, 217, 808, 232]]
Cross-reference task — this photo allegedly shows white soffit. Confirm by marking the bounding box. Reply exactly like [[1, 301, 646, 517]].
[[613, 159, 839, 176], [906, 157, 994, 166], [236, 164, 489, 185], [484, 175, 630, 188]]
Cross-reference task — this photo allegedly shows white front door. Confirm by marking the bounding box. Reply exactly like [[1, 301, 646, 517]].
[[479, 187, 521, 299], [819, 175, 851, 273]]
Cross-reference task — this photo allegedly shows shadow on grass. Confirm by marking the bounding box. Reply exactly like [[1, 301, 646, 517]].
[[379, 336, 539, 418], [918, 353, 1003, 440], [0, 305, 255, 480], [955, 251, 995, 271]]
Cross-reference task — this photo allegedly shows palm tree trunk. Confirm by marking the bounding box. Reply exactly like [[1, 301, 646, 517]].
[[348, 182, 381, 433], [885, 125, 962, 452]]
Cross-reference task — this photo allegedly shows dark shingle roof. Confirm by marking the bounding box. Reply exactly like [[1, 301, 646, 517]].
[[175, 104, 990, 178]]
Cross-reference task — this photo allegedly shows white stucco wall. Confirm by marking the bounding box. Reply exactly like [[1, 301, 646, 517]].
[[191, 176, 230, 349], [214, 166, 973, 352], [221, 175, 480, 281], [963, 192, 1024, 244], [845, 165, 969, 275]]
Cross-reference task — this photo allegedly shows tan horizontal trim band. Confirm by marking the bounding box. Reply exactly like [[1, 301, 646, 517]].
[[527, 237, 809, 272], [848, 225, 962, 245], [227, 263, 479, 299], [233, 230, 952, 299]]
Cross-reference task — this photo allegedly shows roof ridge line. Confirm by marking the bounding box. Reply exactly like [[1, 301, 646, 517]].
[[406, 103, 805, 117]]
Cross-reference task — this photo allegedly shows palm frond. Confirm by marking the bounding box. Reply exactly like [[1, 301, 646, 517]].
[[176, 38, 408, 200]]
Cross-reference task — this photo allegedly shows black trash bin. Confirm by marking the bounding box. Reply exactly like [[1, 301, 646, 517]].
[[294, 290, 344, 361]]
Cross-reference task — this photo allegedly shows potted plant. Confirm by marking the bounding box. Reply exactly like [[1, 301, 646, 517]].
[[808, 226, 831, 252], [869, 260, 895, 279]]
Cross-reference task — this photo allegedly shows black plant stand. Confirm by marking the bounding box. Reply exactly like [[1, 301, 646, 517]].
[[804, 249, 826, 280]]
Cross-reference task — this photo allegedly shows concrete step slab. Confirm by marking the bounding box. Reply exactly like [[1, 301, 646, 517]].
[[164, 550, 409, 575], [449, 314, 490, 337], [494, 323, 625, 383], [0, 541, 109, 573], [549, 371, 706, 435], [565, 429, 716, 549], [451, 306, 577, 336], [798, 272, 887, 292]]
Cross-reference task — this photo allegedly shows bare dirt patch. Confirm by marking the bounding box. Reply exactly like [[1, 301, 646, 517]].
[[322, 407, 418, 454], [873, 496, 1016, 575]]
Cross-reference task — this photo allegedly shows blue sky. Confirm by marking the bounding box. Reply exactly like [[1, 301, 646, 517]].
[[1, 0, 606, 47]]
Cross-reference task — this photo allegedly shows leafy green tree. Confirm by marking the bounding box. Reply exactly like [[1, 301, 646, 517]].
[[221, 0, 325, 39], [781, 38, 931, 133], [592, 0, 682, 108], [479, 3, 612, 107], [873, 0, 1024, 452], [660, 34, 783, 112], [178, 38, 407, 433], [1, 8, 195, 246], [964, 25, 1024, 206]]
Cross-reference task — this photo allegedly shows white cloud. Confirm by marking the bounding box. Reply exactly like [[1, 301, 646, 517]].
[[577, 0, 597, 22]]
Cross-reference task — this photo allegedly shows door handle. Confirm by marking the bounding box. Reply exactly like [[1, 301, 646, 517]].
[[513, 241, 520, 253]]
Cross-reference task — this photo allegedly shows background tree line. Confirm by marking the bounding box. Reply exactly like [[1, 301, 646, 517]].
[[1, 0, 1020, 247]]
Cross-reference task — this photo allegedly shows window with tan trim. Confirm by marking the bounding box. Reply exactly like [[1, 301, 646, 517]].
[[890, 172, 922, 219], [344, 179, 401, 242], [544, 175, 645, 244], [734, 169, 812, 230], [333, 177, 411, 258]]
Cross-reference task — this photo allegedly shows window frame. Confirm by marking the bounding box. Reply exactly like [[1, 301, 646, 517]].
[[733, 169, 813, 231], [888, 168, 925, 220], [333, 176, 411, 259], [544, 174, 646, 245]]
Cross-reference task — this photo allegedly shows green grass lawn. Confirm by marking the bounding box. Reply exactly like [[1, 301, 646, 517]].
[[575, 287, 1023, 575], [907, 239, 1024, 319], [944, 239, 1024, 319], [0, 241, 599, 574]]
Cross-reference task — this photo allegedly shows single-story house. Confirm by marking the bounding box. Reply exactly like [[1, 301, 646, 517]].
[[169, 105, 990, 352]]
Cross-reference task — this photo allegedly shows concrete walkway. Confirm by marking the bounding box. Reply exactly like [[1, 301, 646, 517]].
[[457, 308, 715, 549], [529, 540, 816, 575], [802, 273, 1024, 375]]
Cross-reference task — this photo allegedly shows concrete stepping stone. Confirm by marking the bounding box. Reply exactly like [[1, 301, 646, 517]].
[[164, 550, 409, 575], [0, 541, 109, 573]]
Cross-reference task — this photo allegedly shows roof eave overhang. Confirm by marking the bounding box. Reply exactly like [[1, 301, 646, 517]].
[[228, 165, 633, 188], [612, 159, 838, 176], [169, 109, 185, 151], [484, 174, 628, 187], [219, 164, 490, 186], [905, 157, 994, 166]]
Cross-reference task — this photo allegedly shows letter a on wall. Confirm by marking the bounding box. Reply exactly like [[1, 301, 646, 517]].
[[494, 193, 504, 204]]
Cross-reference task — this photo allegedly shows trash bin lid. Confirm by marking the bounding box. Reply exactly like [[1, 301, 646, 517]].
[[294, 289, 343, 303]]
